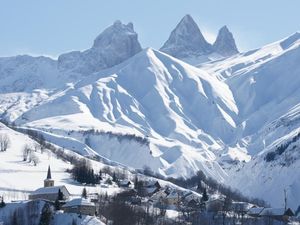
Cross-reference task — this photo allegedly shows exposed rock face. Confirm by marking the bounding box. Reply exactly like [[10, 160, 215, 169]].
[[213, 26, 239, 56], [160, 15, 239, 62], [160, 14, 212, 58], [58, 20, 142, 74]]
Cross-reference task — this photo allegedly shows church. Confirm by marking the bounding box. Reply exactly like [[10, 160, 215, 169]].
[[29, 166, 70, 202]]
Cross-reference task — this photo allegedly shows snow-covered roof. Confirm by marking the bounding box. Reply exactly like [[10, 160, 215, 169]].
[[248, 207, 264, 215], [184, 194, 201, 202], [119, 180, 133, 186], [151, 190, 168, 199], [260, 208, 287, 216], [30, 185, 69, 195], [145, 180, 160, 187], [166, 191, 179, 199], [63, 198, 95, 208], [145, 187, 158, 195]]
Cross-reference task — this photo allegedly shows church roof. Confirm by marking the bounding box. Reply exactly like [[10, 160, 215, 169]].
[[30, 185, 70, 196]]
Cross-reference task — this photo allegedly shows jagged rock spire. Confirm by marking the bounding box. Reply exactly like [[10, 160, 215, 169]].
[[213, 26, 239, 57], [160, 14, 212, 58]]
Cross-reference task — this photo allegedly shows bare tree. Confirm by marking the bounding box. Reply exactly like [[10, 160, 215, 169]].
[[22, 144, 32, 161], [0, 134, 11, 151], [30, 153, 40, 166]]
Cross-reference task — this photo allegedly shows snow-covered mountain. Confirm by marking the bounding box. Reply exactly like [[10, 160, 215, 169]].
[[58, 20, 142, 75], [1, 48, 238, 179], [0, 18, 300, 210], [0, 20, 142, 93], [201, 32, 300, 209], [160, 15, 239, 65]]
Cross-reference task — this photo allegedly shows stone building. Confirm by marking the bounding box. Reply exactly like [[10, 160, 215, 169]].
[[29, 166, 70, 201], [62, 198, 96, 216]]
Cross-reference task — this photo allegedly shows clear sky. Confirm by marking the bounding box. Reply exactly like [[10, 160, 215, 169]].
[[1, 0, 299, 58]]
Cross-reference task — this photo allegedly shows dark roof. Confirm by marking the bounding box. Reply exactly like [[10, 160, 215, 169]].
[[46, 165, 52, 179]]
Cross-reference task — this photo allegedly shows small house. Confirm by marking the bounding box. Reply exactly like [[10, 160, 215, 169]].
[[151, 190, 168, 202], [232, 202, 251, 214], [119, 180, 134, 188], [182, 192, 201, 204], [247, 207, 264, 217], [259, 208, 294, 221], [165, 191, 180, 206], [144, 180, 161, 196], [62, 198, 96, 216]]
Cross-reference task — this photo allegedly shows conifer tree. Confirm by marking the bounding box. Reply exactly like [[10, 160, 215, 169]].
[[57, 189, 64, 200], [201, 188, 209, 202], [112, 172, 117, 182], [82, 187, 87, 199], [54, 199, 60, 210], [0, 196, 5, 208], [11, 211, 18, 225], [39, 203, 52, 225]]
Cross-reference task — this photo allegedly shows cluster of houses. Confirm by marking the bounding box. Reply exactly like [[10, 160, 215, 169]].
[[247, 206, 295, 222], [26, 166, 298, 223], [118, 178, 204, 209], [116, 178, 298, 223], [29, 166, 96, 216]]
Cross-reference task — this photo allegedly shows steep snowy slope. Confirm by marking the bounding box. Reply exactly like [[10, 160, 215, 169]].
[[160, 15, 239, 65], [200, 32, 300, 140], [0, 20, 143, 126], [200, 32, 300, 209], [2, 48, 240, 179]]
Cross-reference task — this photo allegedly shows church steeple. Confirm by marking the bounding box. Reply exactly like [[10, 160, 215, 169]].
[[44, 165, 54, 187], [46, 165, 52, 179]]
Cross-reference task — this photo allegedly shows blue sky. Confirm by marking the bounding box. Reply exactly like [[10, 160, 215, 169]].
[[0, 0, 299, 58]]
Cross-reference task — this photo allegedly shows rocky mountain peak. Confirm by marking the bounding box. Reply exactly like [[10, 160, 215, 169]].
[[213, 25, 239, 56], [160, 14, 212, 58]]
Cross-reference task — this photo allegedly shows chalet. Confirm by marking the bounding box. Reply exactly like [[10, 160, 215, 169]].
[[119, 180, 134, 188], [62, 198, 96, 216], [150, 190, 168, 202], [164, 190, 180, 206], [232, 202, 251, 214], [259, 208, 294, 221], [182, 192, 201, 204], [144, 180, 161, 196], [247, 207, 264, 217], [29, 166, 70, 202]]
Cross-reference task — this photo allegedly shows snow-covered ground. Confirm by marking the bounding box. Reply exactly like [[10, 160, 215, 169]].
[[0, 122, 121, 202]]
